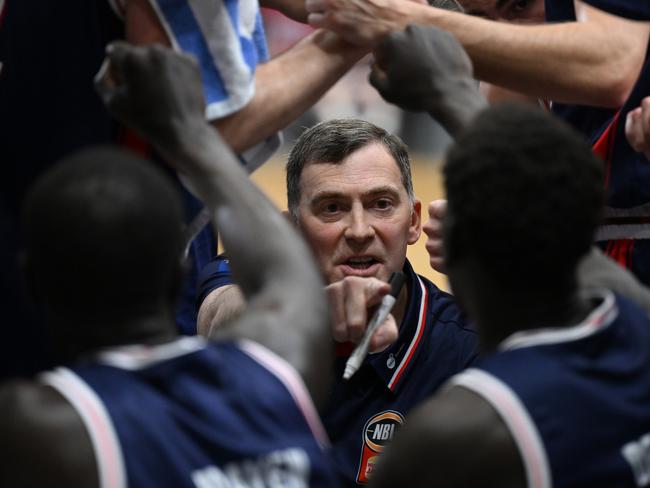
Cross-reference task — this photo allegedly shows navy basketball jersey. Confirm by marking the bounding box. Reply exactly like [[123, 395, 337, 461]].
[[449, 291, 650, 487], [40, 337, 336, 487]]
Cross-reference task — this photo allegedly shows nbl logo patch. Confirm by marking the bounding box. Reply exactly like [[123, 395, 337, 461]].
[[356, 410, 404, 484]]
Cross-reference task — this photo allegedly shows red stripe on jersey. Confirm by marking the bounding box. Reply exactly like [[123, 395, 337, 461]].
[[592, 112, 621, 189], [605, 239, 634, 270]]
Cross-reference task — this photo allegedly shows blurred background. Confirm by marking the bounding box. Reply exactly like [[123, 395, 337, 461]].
[[252, 10, 453, 289]]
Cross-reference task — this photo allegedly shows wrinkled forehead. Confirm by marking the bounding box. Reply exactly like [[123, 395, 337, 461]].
[[298, 143, 407, 198]]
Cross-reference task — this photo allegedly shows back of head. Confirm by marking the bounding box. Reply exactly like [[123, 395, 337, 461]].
[[444, 103, 604, 292], [286, 118, 414, 216], [22, 146, 184, 336]]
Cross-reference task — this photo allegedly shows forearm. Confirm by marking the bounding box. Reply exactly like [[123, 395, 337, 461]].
[[214, 30, 366, 154], [428, 81, 487, 137], [412, 3, 649, 107]]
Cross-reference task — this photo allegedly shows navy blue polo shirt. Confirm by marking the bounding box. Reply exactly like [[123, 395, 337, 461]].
[[322, 260, 477, 486], [197, 257, 478, 486]]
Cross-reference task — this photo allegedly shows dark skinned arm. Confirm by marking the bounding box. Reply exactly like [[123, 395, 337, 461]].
[[97, 43, 331, 404], [0, 381, 98, 486], [370, 385, 527, 488], [370, 24, 487, 138]]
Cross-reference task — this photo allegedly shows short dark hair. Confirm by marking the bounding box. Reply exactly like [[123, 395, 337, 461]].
[[286, 119, 414, 217], [444, 103, 604, 289], [22, 146, 185, 326]]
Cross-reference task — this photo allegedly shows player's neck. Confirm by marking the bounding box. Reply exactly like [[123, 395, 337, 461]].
[[393, 286, 409, 329], [477, 282, 593, 352], [52, 310, 179, 362]]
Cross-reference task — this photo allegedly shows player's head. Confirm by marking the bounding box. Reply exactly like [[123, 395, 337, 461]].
[[22, 146, 185, 350], [443, 103, 604, 313], [452, 0, 545, 23], [286, 119, 421, 284]]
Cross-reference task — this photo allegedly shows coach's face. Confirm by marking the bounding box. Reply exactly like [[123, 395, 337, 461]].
[[295, 143, 421, 285], [457, 0, 544, 22]]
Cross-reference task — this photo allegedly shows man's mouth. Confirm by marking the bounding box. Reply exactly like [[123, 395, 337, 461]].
[[338, 257, 382, 277], [345, 257, 379, 269]]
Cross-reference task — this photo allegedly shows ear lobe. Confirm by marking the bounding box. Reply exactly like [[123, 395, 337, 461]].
[[407, 200, 422, 245]]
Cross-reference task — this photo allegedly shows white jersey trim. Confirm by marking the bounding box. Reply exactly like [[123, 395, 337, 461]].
[[387, 275, 428, 390], [499, 289, 617, 351], [237, 339, 331, 450], [92, 336, 206, 370], [449, 369, 552, 488], [40, 368, 127, 488]]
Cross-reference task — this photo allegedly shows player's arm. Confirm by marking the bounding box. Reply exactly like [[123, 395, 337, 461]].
[[626, 96, 650, 161], [125, 0, 366, 155], [370, 385, 526, 488], [260, 0, 308, 23], [98, 43, 331, 402], [309, 0, 650, 108], [0, 381, 98, 487]]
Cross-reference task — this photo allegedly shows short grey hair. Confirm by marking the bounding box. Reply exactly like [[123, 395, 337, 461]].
[[286, 119, 415, 218]]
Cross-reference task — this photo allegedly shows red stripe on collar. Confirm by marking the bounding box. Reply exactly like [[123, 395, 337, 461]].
[[387, 276, 428, 391]]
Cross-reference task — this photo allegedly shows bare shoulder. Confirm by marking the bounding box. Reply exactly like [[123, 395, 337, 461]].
[[371, 385, 526, 488], [0, 380, 98, 487]]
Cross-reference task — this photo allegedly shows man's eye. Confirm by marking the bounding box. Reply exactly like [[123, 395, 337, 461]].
[[512, 0, 529, 11], [375, 199, 393, 210], [324, 203, 340, 213]]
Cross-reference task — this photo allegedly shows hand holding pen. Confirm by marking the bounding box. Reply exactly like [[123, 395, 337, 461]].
[[343, 272, 405, 380]]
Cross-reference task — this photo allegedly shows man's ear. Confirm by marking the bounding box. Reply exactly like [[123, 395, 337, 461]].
[[407, 200, 422, 245]]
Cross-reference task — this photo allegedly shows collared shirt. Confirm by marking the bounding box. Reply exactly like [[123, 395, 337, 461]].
[[323, 259, 478, 486]]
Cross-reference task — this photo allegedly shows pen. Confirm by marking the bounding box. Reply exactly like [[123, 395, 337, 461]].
[[343, 272, 406, 380]]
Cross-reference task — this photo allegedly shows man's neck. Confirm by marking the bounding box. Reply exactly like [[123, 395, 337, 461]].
[[478, 287, 595, 352], [52, 311, 178, 362]]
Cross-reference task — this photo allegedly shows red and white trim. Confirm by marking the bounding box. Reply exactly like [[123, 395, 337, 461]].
[[40, 368, 126, 488], [449, 369, 552, 488], [499, 290, 617, 351], [238, 339, 331, 450], [387, 275, 428, 391]]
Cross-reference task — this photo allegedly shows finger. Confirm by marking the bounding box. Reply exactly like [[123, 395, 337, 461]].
[[306, 0, 327, 12], [343, 279, 371, 342], [626, 109, 644, 152], [428, 199, 448, 220], [423, 216, 442, 239], [369, 314, 399, 352], [641, 98, 650, 149], [327, 283, 350, 342], [307, 12, 327, 27]]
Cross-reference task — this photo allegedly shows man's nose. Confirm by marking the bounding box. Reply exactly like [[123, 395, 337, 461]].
[[344, 205, 375, 241]]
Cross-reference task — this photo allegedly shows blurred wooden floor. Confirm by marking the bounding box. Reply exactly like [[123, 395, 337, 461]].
[[250, 156, 450, 291]]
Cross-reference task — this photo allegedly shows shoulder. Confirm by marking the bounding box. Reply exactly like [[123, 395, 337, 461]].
[[0, 379, 98, 486], [372, 384, 526, 488]]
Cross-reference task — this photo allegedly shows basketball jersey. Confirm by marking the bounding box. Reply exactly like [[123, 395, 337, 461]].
[[449, 291, 650, 487], [40, 336, 336, 488], [544, 0, 650, 284]]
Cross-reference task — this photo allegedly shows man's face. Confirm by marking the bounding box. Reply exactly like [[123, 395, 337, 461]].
[[295, 143, 421, 285], [457, 0, 545, 22]]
